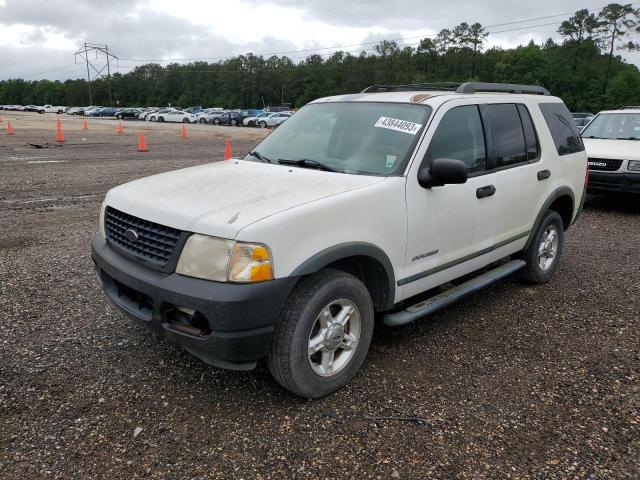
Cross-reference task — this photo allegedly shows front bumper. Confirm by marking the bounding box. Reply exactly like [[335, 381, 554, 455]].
[[91, 234, 298, 370], [587, 171, 640, 194]]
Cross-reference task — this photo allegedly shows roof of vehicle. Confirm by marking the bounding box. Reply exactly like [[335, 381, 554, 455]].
[[597, 109, 640, 114], [311, 82, 562, 107]]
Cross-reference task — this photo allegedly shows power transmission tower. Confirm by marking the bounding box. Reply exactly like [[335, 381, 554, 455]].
[[74, 43, 119, 106]]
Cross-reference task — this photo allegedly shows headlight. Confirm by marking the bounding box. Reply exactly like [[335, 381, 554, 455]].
[[175, 235, 273, 283], [99, 203, 106, 238], [628, 160, 640, 171]]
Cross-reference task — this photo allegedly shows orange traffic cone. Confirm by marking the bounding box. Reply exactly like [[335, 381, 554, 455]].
[[56, 119, 65, 142], [224, 138, 232, 160], [82, 118, 88, 130], [180, 125, 187, 139], [7, 121, 14, 135], [137, 132, 148, 152], [116, 122, 124, 134]]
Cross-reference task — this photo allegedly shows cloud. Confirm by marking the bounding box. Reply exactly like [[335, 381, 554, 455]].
[[0, 0, 639, 81]]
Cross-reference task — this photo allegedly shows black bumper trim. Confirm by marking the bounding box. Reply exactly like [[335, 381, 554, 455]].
[[91, 234, 298, 369], [587, 171, 640, 194]]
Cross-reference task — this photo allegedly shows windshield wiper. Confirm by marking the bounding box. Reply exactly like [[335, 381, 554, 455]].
[[582, 135, 605, 139], [616, 137, 640, 141], [248, 150, 272, 163], [277, 158, 339, 172]]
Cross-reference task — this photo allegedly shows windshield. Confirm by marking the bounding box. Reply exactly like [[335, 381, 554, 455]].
[[246, 102, 431, 175], [582, 113, 640, 140]]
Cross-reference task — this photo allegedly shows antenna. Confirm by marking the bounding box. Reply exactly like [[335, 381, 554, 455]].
[[74, 43, 119, 106]]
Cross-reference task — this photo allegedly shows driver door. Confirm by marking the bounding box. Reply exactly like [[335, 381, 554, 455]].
[[401, 99, 501, 299]]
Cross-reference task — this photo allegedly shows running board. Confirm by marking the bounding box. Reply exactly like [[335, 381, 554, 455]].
[[383, 260, 526, 327]]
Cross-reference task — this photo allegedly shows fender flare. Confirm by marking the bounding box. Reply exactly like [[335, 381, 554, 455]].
[[524, 186, 575, 250], [290, 242, 396, 310]]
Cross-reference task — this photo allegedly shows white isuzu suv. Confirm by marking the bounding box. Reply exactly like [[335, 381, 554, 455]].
[[92, 82, 588, 398]]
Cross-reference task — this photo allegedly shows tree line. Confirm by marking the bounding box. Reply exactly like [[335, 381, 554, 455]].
[[2, 4, 640, 112]]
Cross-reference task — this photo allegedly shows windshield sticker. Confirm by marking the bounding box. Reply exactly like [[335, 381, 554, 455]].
[[374, 117, 422, 135], [385, 155, 397, 168]]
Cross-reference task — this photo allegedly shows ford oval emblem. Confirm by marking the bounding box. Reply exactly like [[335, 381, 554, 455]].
[[125, 229, 139, 242]]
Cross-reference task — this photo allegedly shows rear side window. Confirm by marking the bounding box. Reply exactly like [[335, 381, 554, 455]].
[[426, 105, 487, 174], [517, 104, 540, 161], [539, 103, 585, 156], [484, 104, 528, 168]]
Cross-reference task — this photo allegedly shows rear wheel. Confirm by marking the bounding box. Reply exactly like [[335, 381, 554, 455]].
[[213, 118, 220, 125], [267, 269, 374, 398], [158, 116, 164, 122], [198, 118, 207, 124], [231, 119, 238, 126], [519, 210, 564, 284], [259, 121, 267, 128], [183, 117, 190, 123]]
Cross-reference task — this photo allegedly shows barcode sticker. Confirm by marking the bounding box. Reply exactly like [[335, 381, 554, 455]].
[[374, 117, 422, 135]]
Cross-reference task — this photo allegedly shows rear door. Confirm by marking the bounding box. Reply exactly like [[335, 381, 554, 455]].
[[480, 102, 546, 246]]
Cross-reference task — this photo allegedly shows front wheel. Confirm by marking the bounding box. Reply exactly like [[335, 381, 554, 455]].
[[158, 116, 164, 122], [213, 118, 220, 125], [267, 269, 374, 399], [183, 118, 190, 123], [519, 210, 565, 284], [231, 119, 238, 126], [198, 118, 207, 124], [259, 121, 267, 128]]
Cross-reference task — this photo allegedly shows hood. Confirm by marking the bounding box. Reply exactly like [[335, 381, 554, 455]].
[[105, 160, 386, 239], [583, 138, 640, 161]]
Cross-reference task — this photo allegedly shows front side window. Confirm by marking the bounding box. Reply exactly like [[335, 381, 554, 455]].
[[426, 105, 487, 174], [581, 112, 640, 140], [248, 102, 432, 175]]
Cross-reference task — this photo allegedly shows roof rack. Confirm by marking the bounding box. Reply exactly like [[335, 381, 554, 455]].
[[456, 82, 550, 95], [361, 82, 462, 93], [361, 81, 551, 96]]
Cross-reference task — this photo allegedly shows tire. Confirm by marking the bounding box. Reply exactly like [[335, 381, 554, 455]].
[[117, 114, 123, 120], [149, 117, 156, 122], [158, 116, 164, 122], [267, 269, 374, 399], [259, 121, 267, 128], [183, 118, 190, 123], [231, 119, 238, 126], [199, 118, 207, 124], [213, 118, 220, 125], [519, 210, 565, 284]]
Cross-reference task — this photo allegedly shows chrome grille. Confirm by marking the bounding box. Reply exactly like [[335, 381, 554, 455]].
[[588, 158, 623, 172], [105, 206, 182, 267]]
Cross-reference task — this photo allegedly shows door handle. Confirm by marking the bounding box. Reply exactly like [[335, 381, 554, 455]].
[[537, 169, 551, 180], [476, 185, 496, 199]]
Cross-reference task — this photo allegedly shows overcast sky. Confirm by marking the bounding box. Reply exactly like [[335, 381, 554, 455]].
[[0, 0, 637, 81]]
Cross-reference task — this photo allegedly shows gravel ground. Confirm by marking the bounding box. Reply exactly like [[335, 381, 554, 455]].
[[1, 111, 639, 479]]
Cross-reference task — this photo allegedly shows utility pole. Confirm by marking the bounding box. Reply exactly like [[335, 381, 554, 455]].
[[74, 43, 119, 106]]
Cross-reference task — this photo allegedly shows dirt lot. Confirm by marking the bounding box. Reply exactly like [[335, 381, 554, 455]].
[[1, 111, 639, 479]]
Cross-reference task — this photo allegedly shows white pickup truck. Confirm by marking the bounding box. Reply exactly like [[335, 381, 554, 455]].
[[37, 105, 67, 114], [92, 82, 588, 398]]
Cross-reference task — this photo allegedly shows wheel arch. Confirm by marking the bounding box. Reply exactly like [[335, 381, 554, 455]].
[[290, 243, 396, 311], [525, 187, 575, 250]]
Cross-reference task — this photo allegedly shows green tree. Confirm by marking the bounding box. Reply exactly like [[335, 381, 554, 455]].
[[558, 9, 601, 71], [598, 3, 640, 93]]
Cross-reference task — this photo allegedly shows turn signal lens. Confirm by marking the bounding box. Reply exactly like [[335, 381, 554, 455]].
[[229, 243, 274, 282], [99, 202, 106, 238]]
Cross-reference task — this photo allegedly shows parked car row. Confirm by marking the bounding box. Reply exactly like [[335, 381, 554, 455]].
[[0, 104, 293, 128]]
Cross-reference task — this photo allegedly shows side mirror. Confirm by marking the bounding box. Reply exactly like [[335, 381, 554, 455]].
[[417, 158, 468, 188]]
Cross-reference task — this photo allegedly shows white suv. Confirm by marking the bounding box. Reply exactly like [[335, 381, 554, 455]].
[[581, 108, 640, 194], [92, 82, 588, 398]]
